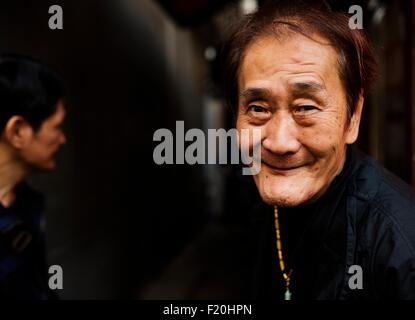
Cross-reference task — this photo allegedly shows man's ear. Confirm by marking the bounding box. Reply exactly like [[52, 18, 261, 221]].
[[3, 116, 34, 149], [345, 94, 364, 144]]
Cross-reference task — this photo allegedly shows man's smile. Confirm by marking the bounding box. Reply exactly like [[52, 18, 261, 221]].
[[261, 159, 305, 173]]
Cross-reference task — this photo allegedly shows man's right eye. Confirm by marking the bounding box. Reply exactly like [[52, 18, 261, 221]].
[[248, 105, 267, 113]]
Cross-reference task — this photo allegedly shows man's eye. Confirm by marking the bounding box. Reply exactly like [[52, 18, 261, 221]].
[[297, 105, 318, 112], [248, 105, 267, 113]]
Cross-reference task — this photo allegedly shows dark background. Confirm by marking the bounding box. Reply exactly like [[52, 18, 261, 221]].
[[0, 0, 413, 299]]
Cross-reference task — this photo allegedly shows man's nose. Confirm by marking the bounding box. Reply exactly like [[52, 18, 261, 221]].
[[262, 113, 301, 155]]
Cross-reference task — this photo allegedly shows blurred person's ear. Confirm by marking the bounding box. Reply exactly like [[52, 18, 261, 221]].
[[3, 116, 34, 149], [346, 93, 364, 144]]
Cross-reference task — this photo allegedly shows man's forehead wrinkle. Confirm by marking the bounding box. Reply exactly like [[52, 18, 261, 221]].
[[254, 58, 323, 76], [297, 62, 317, 66], [250, 66, 320, 84], [242, 44, 326, 79], [285, 70, 328, 89]]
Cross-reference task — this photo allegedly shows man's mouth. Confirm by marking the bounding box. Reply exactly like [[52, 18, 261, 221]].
[[261, 160, 304, 173]]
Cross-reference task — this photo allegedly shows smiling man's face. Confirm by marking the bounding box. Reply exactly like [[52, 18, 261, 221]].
[[236, 33, 363, 207]]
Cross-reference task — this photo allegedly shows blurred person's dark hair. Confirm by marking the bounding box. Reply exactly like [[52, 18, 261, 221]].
[[221, 0, 378, 123], [0, 53, 64, 132]]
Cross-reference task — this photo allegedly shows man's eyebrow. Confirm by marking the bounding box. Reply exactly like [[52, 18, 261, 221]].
[[289, 81, 326, 94], [239, 87, 273, 102]]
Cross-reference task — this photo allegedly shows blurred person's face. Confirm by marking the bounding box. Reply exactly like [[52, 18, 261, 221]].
[[236, 33, 363, 207], [20, 100, 66, 171]]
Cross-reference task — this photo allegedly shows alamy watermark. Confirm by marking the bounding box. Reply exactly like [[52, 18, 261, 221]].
[[48, 5, 63, 30], [348, 264, 363, 290], [46, 4, 362, 32], [349, 5, 363, 30], [48, 264, 63, 290], [153, 121, 261, 175]]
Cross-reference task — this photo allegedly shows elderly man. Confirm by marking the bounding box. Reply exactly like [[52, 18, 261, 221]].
[[0, 54, 66, 299], [223, 1, 415, 299]]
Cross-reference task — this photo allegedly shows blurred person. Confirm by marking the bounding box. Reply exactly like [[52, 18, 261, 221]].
[[0, 53, 66, 299], [223, 0, 415, 299]]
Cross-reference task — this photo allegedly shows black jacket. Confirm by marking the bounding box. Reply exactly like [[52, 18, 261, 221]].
[[252, 146, 415, 300], [0, 183, 53, 299]]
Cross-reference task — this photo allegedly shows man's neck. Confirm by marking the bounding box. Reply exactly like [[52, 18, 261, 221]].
[[0, 144, 28, 208]]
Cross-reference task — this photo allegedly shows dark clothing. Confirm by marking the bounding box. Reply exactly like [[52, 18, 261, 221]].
[[252, 145, 415, 300], [0, 182, 53, 299]]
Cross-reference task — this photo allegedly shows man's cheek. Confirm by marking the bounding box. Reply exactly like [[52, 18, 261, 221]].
[[301, 127, 336, 156]]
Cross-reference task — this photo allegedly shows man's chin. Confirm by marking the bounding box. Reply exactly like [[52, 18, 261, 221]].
[[260, 193, 305, 207], [29, 161, 56, 173], [254, 173, 319, 207], [42, 162, 56, 171], [258, 185, 316, 207]]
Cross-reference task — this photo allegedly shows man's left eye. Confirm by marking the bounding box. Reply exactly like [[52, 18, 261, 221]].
[[297, 105, 318, 112]]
